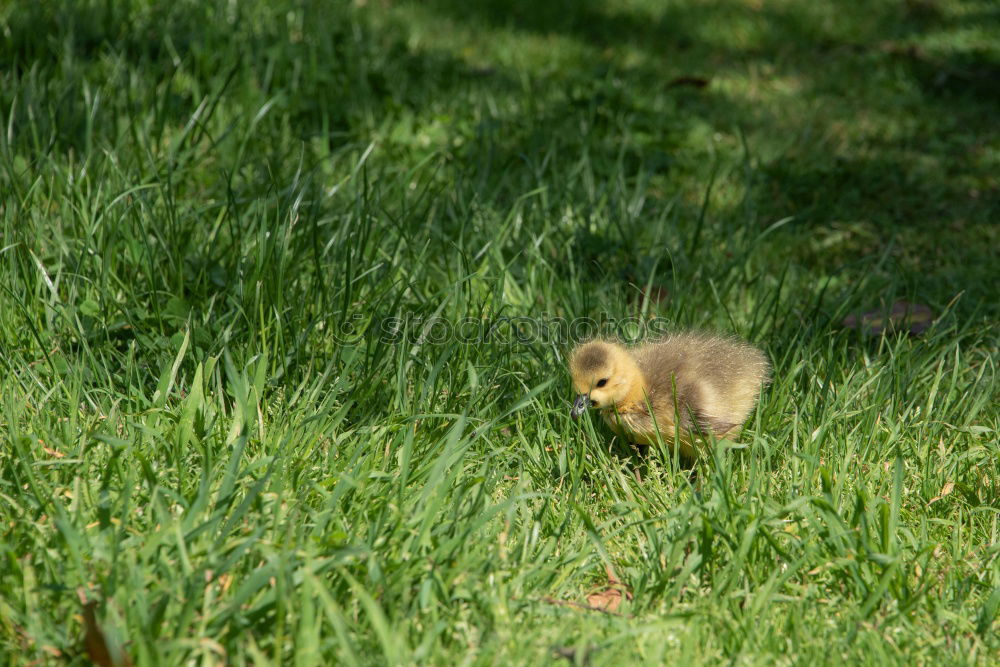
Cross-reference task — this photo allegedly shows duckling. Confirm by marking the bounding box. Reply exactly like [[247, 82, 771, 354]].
[[569, 334, 770, 459]]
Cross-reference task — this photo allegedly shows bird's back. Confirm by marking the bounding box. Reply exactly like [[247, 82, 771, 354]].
[[633, 334, 770, 437]]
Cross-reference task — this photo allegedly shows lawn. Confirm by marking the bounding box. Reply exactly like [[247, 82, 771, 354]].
[[1, 0, 998, 663]]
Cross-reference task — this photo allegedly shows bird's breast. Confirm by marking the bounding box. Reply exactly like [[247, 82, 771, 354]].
[[600, 404, 675, 442]]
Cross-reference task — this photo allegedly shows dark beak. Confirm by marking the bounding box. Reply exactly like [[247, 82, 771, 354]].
[[570, 393, 591, 420]]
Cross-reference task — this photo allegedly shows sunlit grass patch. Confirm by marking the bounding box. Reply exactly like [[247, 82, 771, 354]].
[[1, 0, 998, 663]]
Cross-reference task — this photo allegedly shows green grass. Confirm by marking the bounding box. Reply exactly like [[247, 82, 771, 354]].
[[1, 0, 999, 663]]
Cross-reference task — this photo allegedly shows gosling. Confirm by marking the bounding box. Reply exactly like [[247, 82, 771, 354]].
[[569, 334, 770, 459]]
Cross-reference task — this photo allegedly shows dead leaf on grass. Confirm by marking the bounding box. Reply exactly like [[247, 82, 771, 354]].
[[668, 76, 710, 89], [929, 481, 955, 504], [842, 300, 935, 336], [585, 564, 633, 613], [78, 590, 132, 667]]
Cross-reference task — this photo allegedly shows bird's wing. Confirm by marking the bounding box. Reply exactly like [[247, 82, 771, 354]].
[[683, 407, 737, 437]]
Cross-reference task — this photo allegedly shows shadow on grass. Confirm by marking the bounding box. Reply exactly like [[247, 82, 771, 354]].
[[3, 0, 997, 319], [410, 0, 998, 311]]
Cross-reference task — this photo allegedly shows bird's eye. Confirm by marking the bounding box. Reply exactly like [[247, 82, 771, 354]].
[[596, 378, 608, 388]]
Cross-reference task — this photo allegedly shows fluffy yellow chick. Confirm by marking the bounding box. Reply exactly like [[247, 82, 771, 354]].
[[569, 334, 770, 459]]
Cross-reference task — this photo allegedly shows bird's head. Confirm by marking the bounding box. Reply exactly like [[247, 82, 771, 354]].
[[568, 340, 642, 419]]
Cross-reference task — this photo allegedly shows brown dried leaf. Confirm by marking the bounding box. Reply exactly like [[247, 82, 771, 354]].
[[83, 602, 115, 667], [668, 76, 710, 89], [586, 587, 624, 612], [842, 300, 934, 336], [585, 565, 633, 612], [538, 596, 624, 616], [79, 591, 132, 667], [929, 481, 955, 504]]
